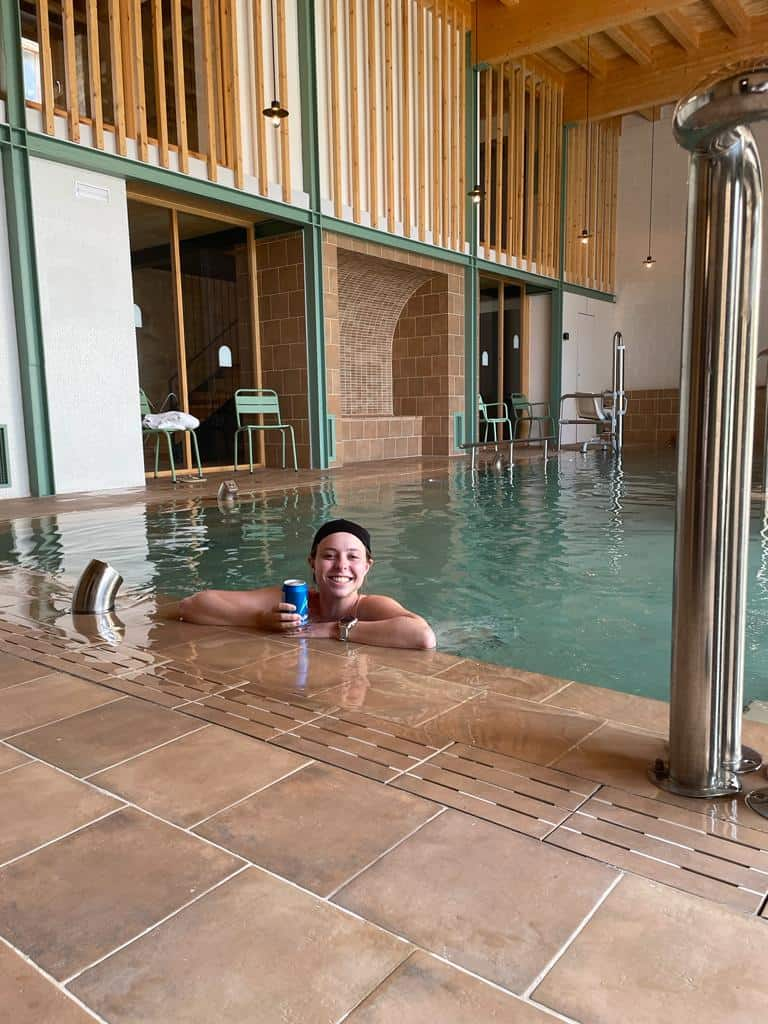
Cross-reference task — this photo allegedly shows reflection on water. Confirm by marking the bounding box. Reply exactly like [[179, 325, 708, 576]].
[[3, 452, 768, 703]]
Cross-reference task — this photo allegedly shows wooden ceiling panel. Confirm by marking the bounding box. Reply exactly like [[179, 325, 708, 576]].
[[708, 0, 749, 34], [563, 17, 768, 120], [655, 9, 701, 49], [478, 0, 765, 122]]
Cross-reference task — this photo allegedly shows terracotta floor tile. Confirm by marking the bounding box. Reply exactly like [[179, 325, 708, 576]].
[[545, 681, 670, 733], [334, 809, 617, 993], [0, 742, 31, 773], [197, 761, 437, 895], [349, 646, 466, 676], [161, 632, 287, 671], [533, 874, 768, 1024], [435, 659, 569, 701], [70, 867, 411, 1024], [112, 618, 230, 653], [0, 673, 122, 739], [414, 693, 604, 765], [235, 644, 362, 703], [551, 722, 667, 790], [0, 761, 122, 864], [319, 665, 478, 726], [346, 950, 554, 1023], [91, 724, 309, 826], [553, 723, 768, 834], [0, 651, 52, 689], [11, 697, 202, 776], [0, 941, 94, 1023], [0, 806, 241, 980]]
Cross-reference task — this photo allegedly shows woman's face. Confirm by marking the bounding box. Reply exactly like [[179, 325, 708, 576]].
[[309, 531, 372, 598]]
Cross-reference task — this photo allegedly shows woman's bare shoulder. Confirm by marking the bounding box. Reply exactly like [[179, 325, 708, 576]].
[[358, 593, 419, 620]]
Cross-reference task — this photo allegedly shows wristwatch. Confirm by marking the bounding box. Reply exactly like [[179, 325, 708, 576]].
[[338, 616, 358, 642]]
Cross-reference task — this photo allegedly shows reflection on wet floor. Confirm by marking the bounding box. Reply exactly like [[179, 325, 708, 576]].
[[1, 558, 768, 1023]]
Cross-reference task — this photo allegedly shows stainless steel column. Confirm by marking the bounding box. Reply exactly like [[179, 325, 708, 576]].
[[655, 69, 767, 799], [612, 331, 626, 454]]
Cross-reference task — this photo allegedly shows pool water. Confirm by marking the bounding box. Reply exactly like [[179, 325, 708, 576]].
[[3, 452, 768, 704]]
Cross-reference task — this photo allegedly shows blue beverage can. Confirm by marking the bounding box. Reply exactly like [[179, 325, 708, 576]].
[[282, 579, 309, 626]]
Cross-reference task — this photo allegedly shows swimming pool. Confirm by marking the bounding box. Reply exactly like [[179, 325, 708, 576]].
[[3, 452, 768, 703]]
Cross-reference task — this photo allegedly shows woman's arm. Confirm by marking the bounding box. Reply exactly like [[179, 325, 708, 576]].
[[178, 586, 299, 631], [301, 595, 436, 650]]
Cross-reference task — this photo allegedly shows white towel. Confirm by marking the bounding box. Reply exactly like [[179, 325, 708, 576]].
[[143, 411, 200, 431]]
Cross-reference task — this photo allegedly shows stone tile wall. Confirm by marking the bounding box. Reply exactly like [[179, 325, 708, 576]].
[[623, 389, 680, 448], [339, 416, 423, 463], [323, 231, 464, 464], [392, 276, 465, 456], [254, 233, 310, 469]]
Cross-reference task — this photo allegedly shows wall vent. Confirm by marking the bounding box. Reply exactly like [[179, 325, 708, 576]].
[[0, 426, 10, 487]]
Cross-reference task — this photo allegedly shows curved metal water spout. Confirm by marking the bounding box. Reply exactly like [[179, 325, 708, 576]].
[[71, 559, 123, 614], [654, 66, 768, 799]]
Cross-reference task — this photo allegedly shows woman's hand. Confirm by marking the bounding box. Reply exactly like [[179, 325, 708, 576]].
[[285, 619, 338, 639], [261, 602, 304, 633]]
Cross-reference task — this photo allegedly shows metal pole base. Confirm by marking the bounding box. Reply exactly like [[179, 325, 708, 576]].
[[744, 789, 768, 819], [648, 760, 741, 799], [726, 745, 763, 774]]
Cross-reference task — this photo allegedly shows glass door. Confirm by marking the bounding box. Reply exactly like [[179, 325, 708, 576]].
[[177, 212, 259, 467], [128, 196, 262, 476]]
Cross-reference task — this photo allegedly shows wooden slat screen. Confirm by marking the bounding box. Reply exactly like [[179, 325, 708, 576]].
[[564, 118, 620, 293], [477, 61, 563, 280], [24, 0, 299, 202], [318, 0, 468, 250]]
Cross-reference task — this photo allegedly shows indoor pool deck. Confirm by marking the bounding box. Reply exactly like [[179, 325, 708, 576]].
[[1, 460, 768, 1023]]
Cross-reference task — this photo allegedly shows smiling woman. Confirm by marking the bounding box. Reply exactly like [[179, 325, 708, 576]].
[[178, 518, 437, 651]]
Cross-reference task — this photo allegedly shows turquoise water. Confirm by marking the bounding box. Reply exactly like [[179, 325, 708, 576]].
[[3, 452, 768, 703]]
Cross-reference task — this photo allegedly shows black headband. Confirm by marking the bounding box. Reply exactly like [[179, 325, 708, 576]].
[[311, 519, 372, 556]]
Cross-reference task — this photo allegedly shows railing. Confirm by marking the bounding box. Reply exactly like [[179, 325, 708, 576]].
[[564, 119, 620, 293], [477, 61, 563, 278], [20, 0, 300, 199]]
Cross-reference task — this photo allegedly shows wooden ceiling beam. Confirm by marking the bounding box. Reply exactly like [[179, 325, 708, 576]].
[[656, 9, 700, 51], [563, 20, 768, 121], [558, 39, 608, 78], [476, 0, 688, 63], [604, 24, 653, 64], [708, 0, 748, 36]]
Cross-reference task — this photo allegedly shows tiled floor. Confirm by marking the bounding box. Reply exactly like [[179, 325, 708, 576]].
[[2, 464, 768, 1020]]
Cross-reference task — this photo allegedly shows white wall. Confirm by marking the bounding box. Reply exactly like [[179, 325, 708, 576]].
[[0, 166, 31, 498], [528, 292, 550, 406], [29, 160, 145, 493], [612, 113, 768, 391]]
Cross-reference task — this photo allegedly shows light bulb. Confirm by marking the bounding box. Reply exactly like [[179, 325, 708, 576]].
[[578, 228, 591, 245], [642, 255, 656, 269]]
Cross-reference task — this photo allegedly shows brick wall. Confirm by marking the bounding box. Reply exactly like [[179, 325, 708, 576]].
[[623, 386, 768, 453], [254, 233, 310, 468], [323, 232, 464, 464], [339, 416, 423, 462], [337, 251, 432, 416], [392, 275, 465, 456], [623, 388, 680, 447]]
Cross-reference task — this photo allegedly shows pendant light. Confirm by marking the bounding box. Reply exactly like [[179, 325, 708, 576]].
[[467, 0, 485, 204], [579, 37, 592, 245], [262, 0, 288, 126], [642, 107, 657, 268]]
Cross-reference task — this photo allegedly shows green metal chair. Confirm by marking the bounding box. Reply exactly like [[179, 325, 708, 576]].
[[478, 394, 513, 442], [509, 393, 556, 440], [140, 389, 203, 483], [234, 388, 298, 472]]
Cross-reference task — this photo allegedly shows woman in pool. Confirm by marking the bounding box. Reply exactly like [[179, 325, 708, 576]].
[[178, 518, 436, 650]]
